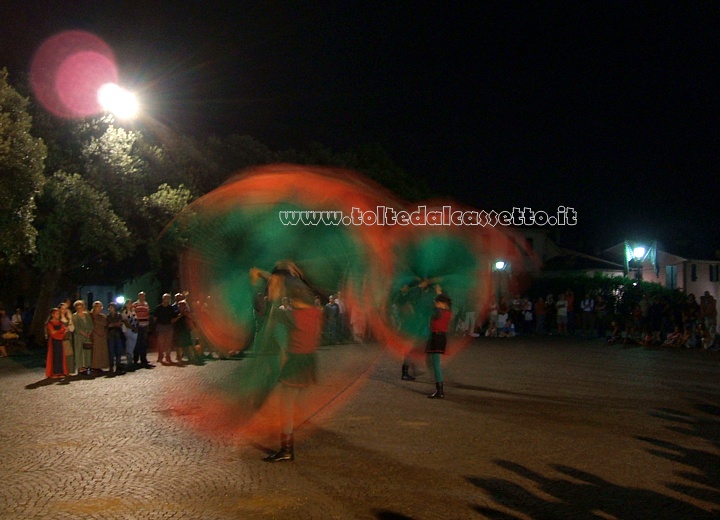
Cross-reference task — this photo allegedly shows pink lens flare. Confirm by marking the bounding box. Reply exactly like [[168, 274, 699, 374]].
[[30, 31, 118, 119]]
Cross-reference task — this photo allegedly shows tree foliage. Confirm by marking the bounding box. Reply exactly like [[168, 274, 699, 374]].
[[280, 141, 428, 201], [141, 183, 195, 265], [0, 68, 46, 264], [34, 171, 130, 273], [81, 120, 150, 226]]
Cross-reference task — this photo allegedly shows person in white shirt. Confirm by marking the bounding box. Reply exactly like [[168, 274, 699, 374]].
[[556, 294, 568, 336], [580, 293, 595, 336], [11, 308, 23, 334], [121, 299, 138, 370]]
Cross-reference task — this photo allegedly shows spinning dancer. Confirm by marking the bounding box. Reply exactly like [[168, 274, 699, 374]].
[[256, 261, 323, 462]]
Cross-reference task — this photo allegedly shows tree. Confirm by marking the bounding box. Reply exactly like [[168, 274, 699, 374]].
[[0, 68, 46, 265], [81, 119, 151, 227], [140, 183, 195, 287], [182, 134, 278, 193], [28, 171, 131, 343], [280, 141, 428, 202]]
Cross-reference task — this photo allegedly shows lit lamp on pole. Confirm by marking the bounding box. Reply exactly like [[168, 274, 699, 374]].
[[629, 245, 646, 283], [97, 83, 139, 120], [493, 260, 508, 299]]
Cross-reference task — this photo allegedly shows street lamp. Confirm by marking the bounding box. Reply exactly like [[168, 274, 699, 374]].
[[98, 83, 139, 120], [493, 260, 509, 299], [628, 244, 646, 281]]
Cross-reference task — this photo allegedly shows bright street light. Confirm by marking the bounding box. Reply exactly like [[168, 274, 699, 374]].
[[495, 261, 506, 271], [632, 246, 646, 260], [98, 83, 139, 120]]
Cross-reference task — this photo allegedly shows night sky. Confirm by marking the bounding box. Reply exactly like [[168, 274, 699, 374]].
[[1, 1, 719, 257]]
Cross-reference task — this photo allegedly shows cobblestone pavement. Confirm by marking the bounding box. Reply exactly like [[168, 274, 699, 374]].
[[0, 338, 719, 519]]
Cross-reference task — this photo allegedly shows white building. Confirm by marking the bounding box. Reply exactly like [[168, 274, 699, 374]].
[[603, 243, 719, 329]]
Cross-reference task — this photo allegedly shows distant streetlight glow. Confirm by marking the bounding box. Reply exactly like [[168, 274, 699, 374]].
[[495, 261, 506, 271], [115, 296, 125, 305], [98, 83, 139, 120], [632, 246, 646, 260]]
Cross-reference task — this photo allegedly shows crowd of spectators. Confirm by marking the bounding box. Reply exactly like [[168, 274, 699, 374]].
[[3, 284, 718, 371], [471, 290, 718, 350], [1, 291, 210, 379]]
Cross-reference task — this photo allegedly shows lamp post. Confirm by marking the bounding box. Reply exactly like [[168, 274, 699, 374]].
[[97, 83, 139, 120], [493, 260, 508, 300], [629, 246, 646, 282]]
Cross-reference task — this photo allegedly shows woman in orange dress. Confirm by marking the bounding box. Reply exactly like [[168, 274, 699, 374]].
[[46, 308, 68, 379]]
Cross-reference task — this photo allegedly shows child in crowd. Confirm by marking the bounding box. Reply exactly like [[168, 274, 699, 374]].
[[607, 321, 621, 344], [485, 323, 498, 337], [499, 318, 516, 338]]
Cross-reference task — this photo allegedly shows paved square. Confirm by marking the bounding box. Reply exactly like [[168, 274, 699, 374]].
[[0, 338, 718, 519]]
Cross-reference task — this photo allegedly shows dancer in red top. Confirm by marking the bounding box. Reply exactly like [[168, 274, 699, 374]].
[[262, 263, 323, 462], [46, 308, 68, 379], [426, 293, 452, 399]]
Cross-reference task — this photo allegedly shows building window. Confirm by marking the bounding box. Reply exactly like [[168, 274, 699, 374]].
[[691, 264, 697, 282], [666, 265, 677, 289], [711, 264, 720, 282]]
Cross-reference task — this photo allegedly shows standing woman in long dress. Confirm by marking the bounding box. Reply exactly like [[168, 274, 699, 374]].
[[90, 301, 110, 375], [72, 300, 94, 375], [59, 300, 75, 374], [46, 308, 68, 379]]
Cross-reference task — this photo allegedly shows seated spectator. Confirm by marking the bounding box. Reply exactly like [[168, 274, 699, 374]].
[[488, 300, 498, 328], [688, 322, 706, 349], [499, 319, 516, 338], [607, 321, 621, 344], [649, 297, 663, 343], [485, 323, 498, 337], [682, 329, 693, 349], [623, 323, 640, 345], [662, 326, 684, 348], [640, 331, 657, 348], [497, 297, 509, 329], [11, 308, 23, 334], [1, 309, 15, 356], [701, 328, 714, 350]]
